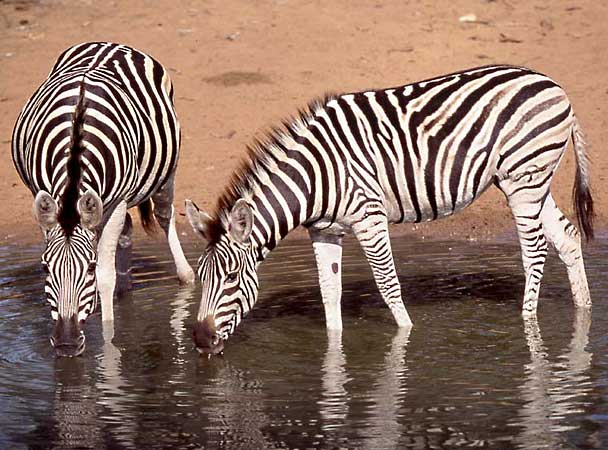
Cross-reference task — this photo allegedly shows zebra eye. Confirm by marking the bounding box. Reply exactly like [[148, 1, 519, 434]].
[[41, 262, 49, 274], [226, 272, 238, 282], [87, 261, 97, 274]]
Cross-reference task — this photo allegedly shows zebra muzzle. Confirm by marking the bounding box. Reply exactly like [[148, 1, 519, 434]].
[[50, 315, 86, 357], [192, 315, 225, 355]]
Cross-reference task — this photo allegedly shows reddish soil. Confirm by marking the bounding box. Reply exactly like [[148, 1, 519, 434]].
[[1, 0, 606, 244]]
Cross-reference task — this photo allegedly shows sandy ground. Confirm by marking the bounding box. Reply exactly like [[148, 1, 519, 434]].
[[0, 0, 607, 244]]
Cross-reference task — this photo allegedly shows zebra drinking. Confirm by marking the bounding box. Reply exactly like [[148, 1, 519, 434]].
[[12, 42, 195, 357], [186, 65, 593, 355]]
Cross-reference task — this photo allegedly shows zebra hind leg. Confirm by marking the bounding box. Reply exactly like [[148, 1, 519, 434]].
[[499, 179, 549, 317], [115, 212, 133, 296], [309, 228, 345, 331], [351, 202, 412, 328], [151, 174, 195, 285], [541, 194, 591, 308]]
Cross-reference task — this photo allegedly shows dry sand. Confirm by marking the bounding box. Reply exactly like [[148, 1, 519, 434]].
[[1, 0, 606, 244]]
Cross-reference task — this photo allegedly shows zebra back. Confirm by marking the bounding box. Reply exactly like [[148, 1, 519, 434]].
[[12, 41, 180, 226]]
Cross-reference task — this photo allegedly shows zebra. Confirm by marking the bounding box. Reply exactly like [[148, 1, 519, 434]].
[[185, 65, 593, 355], [12, 42, 195, 357]]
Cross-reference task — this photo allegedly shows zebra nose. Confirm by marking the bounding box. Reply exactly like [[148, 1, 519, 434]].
[[192, 315, 224, 355], [50, 315, 86, 357]]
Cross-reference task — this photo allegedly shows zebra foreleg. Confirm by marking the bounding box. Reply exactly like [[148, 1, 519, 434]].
[[152, 175, 195, 285], [351, 204, 412, 328], [541, 194, 591, 308], [97, 200, 127, 323], [309, 229, 344, 330], [115, 212, 133, 296]]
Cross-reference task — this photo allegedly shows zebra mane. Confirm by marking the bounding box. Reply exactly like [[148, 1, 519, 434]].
[[57, 82, 87, 235], [205, 92, 339, 245]]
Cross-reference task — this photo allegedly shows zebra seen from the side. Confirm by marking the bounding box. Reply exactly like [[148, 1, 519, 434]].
[[12, 42, 195, 357], [185, 65, 593, 355]]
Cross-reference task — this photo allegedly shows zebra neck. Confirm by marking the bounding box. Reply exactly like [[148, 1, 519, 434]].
[[247, 192, 304, 260]]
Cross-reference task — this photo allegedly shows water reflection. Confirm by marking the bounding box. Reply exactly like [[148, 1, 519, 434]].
[[95, 320, 136, 448], [169, 286, 195, 364], [319, 330, 350, 430], [2, 238, 608, 449], [53, 358, 103, 449], [515, 309, 593, 449], [362, 327, 410, 449], [318, 327, 411, 448], [197, 358, 275, 448]]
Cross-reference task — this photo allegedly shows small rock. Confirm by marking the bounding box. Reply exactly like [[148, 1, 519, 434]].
[[540, 19, 554, 33], [225, 31, 240, 41], [459, 13, 478, 23], [499, 33, 523, 44]]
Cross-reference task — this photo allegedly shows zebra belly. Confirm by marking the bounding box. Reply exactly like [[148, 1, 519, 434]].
[[382, 157, 496, 224]]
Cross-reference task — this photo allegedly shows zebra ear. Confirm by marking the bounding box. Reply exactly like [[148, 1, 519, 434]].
[[77, 190, 103, 230], [228, 199, 253, 243], [33, 191, 58, 231], [185, 199, 212, 243]]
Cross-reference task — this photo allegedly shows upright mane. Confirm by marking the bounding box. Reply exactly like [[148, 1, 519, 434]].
[[205, 92, 340, 245], [57, 82, 87, 235]]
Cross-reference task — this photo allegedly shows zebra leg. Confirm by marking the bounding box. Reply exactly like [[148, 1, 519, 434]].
[[97, 200, 128, 322], [151, 174, 195, 285], [115, 212, 133, 296], [541, 194, 591, 307], [351, 203, 412, 328], [309, 229, 344, 330], [500, 182, 548, 317]]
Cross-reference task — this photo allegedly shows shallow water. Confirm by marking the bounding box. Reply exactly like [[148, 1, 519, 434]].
[[1, 235, 607, 449]]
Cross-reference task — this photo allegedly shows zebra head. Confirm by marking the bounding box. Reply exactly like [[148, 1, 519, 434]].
[[33, 190, 102, 357], [185, 199, 259, 355]]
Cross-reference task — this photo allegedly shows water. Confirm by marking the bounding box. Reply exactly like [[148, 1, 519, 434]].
[[1, 235, 608, 449]]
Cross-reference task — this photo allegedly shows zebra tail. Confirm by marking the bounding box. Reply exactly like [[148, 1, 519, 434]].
[[571, 116, 595, 242], [138, 199, 158, 236]]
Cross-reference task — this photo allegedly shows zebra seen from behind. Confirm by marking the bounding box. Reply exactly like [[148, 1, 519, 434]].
[[185, 65, 593, 355], [12, 42, 195, 357]]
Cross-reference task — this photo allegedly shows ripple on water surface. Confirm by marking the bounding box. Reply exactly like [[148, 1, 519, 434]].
[[1, 237, 608, 449]]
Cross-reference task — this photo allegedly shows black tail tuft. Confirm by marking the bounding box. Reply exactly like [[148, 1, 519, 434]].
[[571, 117, 594, 242], [573, 169, 594, 242], [138, 199, 158, 236]]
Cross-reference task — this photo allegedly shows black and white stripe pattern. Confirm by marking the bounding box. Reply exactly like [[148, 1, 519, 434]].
[[41, 225, 97, 322], [186, 65, 593, 353], [13, 42, 194, 356]]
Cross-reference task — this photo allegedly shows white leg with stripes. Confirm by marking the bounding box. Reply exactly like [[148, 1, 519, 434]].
[[541, 194, 590, 307], [96, 200, 127, 323], [500, 177, 549, 317], [351, 203, 412, 328], [310, 230, 344, 330]]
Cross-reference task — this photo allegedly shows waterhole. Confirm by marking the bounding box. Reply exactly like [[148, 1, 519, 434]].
[[1, 236, 607, 449]]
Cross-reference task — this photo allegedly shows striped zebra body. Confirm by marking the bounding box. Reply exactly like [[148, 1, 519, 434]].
[[186, 65, 593, 354], [12, 42, 194, 357]]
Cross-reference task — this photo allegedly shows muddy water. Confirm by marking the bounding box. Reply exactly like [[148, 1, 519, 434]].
[[1, 236, 607, 449]]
